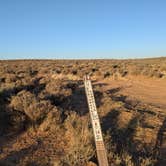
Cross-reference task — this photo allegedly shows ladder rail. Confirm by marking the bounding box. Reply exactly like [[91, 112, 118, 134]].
[[84, 75, 109, 166]]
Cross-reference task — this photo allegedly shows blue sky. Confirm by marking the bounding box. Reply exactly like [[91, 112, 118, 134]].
[[0, 0, 166, 59]]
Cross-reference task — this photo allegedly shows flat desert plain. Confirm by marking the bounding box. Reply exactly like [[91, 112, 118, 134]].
[[0, 58, 166, 166]]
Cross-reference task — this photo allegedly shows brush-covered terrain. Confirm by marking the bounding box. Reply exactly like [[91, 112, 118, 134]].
[[0, 58, 166, 166]]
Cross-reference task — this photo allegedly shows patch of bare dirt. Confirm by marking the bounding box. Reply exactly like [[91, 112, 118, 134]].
[[97, 75, 166, 110]]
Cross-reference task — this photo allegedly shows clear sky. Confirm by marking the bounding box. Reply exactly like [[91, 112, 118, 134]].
[[0, 0, 166, 59]]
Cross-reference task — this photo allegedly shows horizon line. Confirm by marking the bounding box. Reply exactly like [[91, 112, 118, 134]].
[[1, 56, 166, 61]]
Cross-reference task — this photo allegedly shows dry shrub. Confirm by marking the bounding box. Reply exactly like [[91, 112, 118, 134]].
[[104, 71, 111, 78], [152, 72, 164, 78], [121, 70, 128, 77], [105, 133, 156, 166], [51, 73, 80, 81], [7, 110, 28, 135], [0, 77, 5, 83], [5, 74, 17, 83], [45, 79, 72, 96], [130, 66, 143, 76], [10, 90, 36, 113], [0, 103, 28, 136], [25, 100, 53, 122], [38, 107, 61, 132], [10, 90, 53, 122], [98, 92, 124, 117], [72, 70, 77, 75], [132, 126, 158, 152], [61, 112, 95, 166], [116, 111, 133, 129]]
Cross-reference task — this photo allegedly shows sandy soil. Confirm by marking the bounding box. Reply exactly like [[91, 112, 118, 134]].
[[96, 76, 166, 110]]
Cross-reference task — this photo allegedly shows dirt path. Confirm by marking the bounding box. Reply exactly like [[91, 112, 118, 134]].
[[95, 76, 166, 110]]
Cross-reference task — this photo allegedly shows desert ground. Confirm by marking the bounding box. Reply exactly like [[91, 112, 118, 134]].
[[0, 58, 166, 166]]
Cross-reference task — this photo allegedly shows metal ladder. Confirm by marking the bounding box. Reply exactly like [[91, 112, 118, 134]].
[[84, 75, 109, 166]]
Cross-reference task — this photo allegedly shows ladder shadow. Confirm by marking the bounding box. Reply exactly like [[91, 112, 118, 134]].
[[154, 118, 166, 165], [59, 83, 105, 116]]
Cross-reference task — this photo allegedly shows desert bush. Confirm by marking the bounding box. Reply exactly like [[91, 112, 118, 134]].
[[5, 74, 17, 83], [25, 100, 53, 122], [0, 105, 28, 136], [10, 90, 53, 122], [56, 68, 61, 74], [91, 67, 98, 73], [105, 133, 156, 166], [61, 112, 95, 166], [45, 79, 72, 97], [141, 68, 152, 77], [39, 107, 61, 132], [121, 70, 128, 77], [7, 110, 28, 135], [112, 64, 119, 69], [10, 90, 36, 112], [152, 72, 164, 78], [104, 71, 111, 78], [72, 70, 77, 75], [0, 77, 5, 83]]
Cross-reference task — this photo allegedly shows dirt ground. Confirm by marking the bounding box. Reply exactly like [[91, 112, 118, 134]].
[[97, 76, 166, 109]]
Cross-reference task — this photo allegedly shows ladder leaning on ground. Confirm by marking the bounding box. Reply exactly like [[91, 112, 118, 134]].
[[84, 75, 109, 166]]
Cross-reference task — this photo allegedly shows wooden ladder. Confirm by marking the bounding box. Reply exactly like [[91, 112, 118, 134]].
[[84, 75, 109, 166]]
